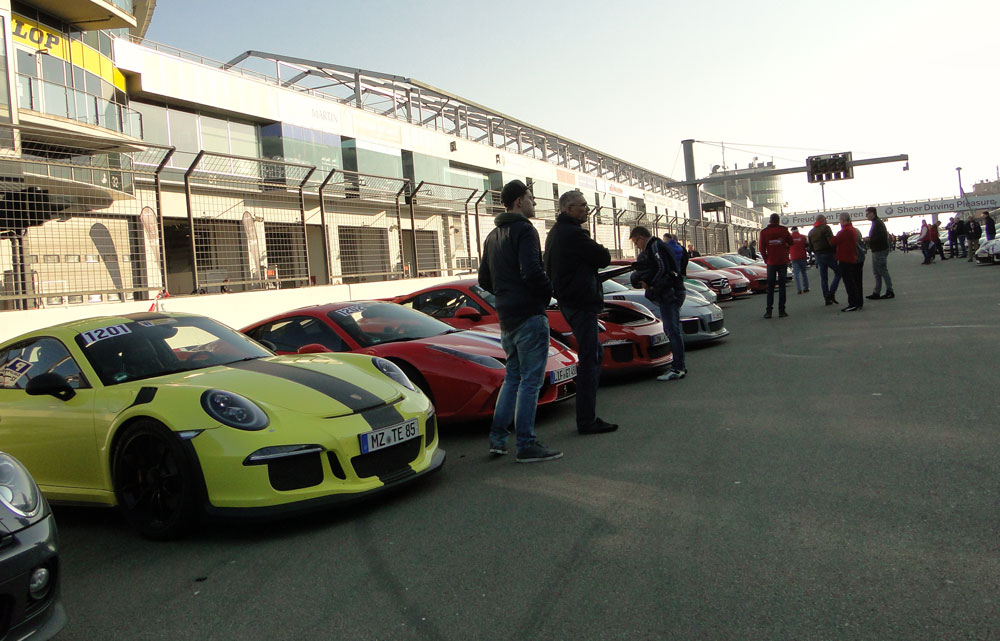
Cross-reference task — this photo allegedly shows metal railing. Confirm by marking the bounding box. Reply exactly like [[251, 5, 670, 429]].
[[16, 73, 143, 137]]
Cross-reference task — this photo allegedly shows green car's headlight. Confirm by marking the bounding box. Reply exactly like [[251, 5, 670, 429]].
[[200, 389, 269, 430], [372, 357, 415, 391], [0, 453, 41, 517]]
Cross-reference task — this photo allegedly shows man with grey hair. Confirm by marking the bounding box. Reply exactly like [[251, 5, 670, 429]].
[[544, 189, 617, 434], [807, 213, 840, 306]]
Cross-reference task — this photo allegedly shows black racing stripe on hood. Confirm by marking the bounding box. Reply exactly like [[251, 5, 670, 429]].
[[359, 403, 405, 430], [128, 387, 157, 408], [225, 358, 386, 413]]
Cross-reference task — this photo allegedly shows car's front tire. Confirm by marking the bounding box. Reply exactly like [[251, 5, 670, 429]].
[[112, 420, 201, 540]]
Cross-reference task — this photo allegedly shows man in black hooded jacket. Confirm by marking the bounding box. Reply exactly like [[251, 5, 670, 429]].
[[478, 180, 562, 464], [544, 189, 617, 435]]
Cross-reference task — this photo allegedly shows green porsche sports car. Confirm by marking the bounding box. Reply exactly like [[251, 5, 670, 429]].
[[0, 312, 445, 539]]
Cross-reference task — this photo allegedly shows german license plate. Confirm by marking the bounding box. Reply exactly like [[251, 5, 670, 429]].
[[549, 364, 577, 384], [359, 418, 419, 454], [651, 333, 668, 346]]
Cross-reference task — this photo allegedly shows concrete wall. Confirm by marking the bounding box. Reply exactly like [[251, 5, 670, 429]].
[[0, 274, 461, 344]]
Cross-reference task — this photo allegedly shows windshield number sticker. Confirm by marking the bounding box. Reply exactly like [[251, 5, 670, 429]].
[[79, 324, 132, 346], [335, 304, 365, 316], [1, 358, 31, 386]]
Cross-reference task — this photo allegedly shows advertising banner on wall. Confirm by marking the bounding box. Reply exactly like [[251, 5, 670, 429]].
[[782, 195, 1000, 227]]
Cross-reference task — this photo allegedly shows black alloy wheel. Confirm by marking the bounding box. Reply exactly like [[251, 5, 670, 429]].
[[112, 420, 200, 540]]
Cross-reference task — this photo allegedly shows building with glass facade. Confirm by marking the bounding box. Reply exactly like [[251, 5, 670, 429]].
[[0, 0, 760, 316], [704, 161, 785, 214]]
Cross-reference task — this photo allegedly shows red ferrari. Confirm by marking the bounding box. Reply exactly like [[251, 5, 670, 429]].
[[242, 301, 578, 424], [691, 255, 768, 293], [391, 279, 673, 374]]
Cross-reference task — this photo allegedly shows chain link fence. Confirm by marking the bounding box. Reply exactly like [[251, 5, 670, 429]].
[[183, 151, 314, 294], [410, 182, 479, 278], [315, 170, 409, 284], [0, 124, 173, 310]]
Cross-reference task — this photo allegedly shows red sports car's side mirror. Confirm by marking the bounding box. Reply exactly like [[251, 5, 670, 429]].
[[454, 306, 482, 321], [297, 343, 331, 354]]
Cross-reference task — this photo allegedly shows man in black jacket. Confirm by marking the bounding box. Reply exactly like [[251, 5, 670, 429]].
[[969, 215, 985, 261], [954, 216, 968, 258], [478, 180, 562, 463], [543, 189, 617, 435], [629, 226, 687, 381], [866, 207, 895, 300]]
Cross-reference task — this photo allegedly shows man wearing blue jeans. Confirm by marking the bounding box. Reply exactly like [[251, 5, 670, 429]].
[[807, 214, 841, 306], [759, 213, 792, 318], [628, 226, 687, 381], [865, 207, 894, 300], [478, 179, 562, 463]]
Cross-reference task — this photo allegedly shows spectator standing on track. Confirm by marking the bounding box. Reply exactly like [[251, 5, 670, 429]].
[[954, 216, 968, 258], [865, 207, 894, 300], [808, 214, 841, 306], [758, 213, 792, 318], [789, 226, 809, 294], [738, 240, 752, 258], [543, 189, 617, 436], [749, 240, 759, 260], [628, 226, 688, 381], [983, 210, 996, 241], [686, 243, 701, 258], [831, 213, 864, 312], [968, 216, 983, 262], [918, 220, 933, 264], [932, 221, 948, 261], [946, 217, 958, 258], [478, 179, 562, 463]]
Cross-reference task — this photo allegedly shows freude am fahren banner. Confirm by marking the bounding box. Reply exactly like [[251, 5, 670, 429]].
[[782, 195, 1000, 227]]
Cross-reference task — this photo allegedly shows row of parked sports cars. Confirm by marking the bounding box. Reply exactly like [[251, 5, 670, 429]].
[[0, 257, 752, 638]]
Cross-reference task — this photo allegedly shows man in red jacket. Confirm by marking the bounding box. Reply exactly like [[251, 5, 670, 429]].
[[758, 213, 792, 318], [830, 212, 863, 312], [789, 226, 810, 294]]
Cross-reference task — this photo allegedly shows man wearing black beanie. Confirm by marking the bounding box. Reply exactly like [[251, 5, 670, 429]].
[[478, 180, 563, 463]]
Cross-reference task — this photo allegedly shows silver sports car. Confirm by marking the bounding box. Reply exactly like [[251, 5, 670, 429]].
[[602, 278, 729, 345]]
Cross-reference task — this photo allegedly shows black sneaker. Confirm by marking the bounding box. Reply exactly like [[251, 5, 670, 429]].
[[882, 291, 895, 299], [829, 297, 839, 304], [866, 293, 882, 300], [763, 311, 772, 319], [778, 310, 788, 318], [841, 306, 859, 312], [579, 418, 619, 435], [516, 441, 563, 463], [489, 443, 508, 456]]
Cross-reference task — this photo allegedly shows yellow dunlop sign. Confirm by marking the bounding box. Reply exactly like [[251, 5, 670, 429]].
[[10, 16, 68, 57], [10, 14, 125, 91]]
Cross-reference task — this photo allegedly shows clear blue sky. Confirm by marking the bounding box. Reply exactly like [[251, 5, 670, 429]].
[[146, 0, 1000, 223]]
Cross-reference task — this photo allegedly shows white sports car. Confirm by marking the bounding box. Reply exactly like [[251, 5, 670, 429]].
[[975, 238, 1000, 264], [601, 279, 729, 345]]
